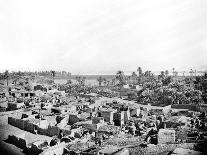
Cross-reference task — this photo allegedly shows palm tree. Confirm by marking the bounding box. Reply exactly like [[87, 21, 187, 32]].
[[97, 76, 103, 86], [161, 71, 165, 76], [172, 68, 177, 76], [51, 71, 56, 82], [165, 70, 169, 77], [103, 78, 107, 86], [144, 71, 151, 77], [81, 76, 86, 85], [75, 76, 82, 85], [132, 72, 137, 77], [189, 69, 193, 77], [158, 71, 165, 80], [130, 72, 138, 85], [107, 80, 110, 86], [4, 70, 9, 86], [116, 70, 126, 86], [137, 67, 143, 77]]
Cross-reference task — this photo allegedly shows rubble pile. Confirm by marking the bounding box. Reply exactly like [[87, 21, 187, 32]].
[[1, 72, 207, 155]]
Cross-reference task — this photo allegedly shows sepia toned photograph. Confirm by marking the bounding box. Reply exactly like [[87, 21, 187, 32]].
[[0, 0, 207, 155]]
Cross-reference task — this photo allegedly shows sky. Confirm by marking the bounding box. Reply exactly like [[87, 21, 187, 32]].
[[0, 0, 207, 75]]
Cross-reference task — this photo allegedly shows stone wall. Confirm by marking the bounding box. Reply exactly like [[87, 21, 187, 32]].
[[37, 126, 48, 135], [172, 104, 197, 111], [8, 134, 28, 149], [113, 112, 124, 126], [124, 110, 130, 124], [47, 125, 60, 137], [68, 114, 79, 125], [8, 116, 72, 137], [130, 108, 140, 117], [24, 121, 36, 133], [92, 117, 104, 124], [8, 117, 16, 126], [40, 142, 65, 155], [100, 111, 113, 123], [16, 119, 25, 130]]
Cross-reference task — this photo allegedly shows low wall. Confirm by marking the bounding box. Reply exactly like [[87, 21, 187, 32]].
[[8, 116, 71, 138], [40, 142, 65, 155], [69, 114, 79, 125], [8, 134, 28, 149], [24, 121, 36, 133], [171, 104, 197, 111], [61, 128, 71, 136], [8, 117, 34, 133], [47, 126, 60, 137], [130, 108, 140, 117], [8, 117, 16, 126], [37, 126, 48, 135], [92, 117, 104, 124], [82, 123, 100, 132], [16, 119, 25, 130]]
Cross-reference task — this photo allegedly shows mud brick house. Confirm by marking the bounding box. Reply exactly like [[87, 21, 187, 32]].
[[7, 102, 25, 110], [68, 114, 80, 125], [98, 108, 117, 124], [113, 111, 125, 126]]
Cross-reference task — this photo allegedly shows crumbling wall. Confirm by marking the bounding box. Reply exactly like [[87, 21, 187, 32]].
[[81, 123, 101, 132], [149, 109, 164, 116], [25, 121, 36, 133], [39, 119, 49, 129], [8, 134, 28, 149], [124, 110, 130, 124], [16, 119, 25, 130], [47, 125, 60, 137], [8, 114, 22, 127], [113, 112, 124, 126], [40, 142, 65, 155], [60, 127, 71, 136], [8, 117, 16, 126], [68, 114, 79, 125], [58, 116, 69, 127], [37, 126, 48, 135], [101, 111, 113, 123], [172, 104, 196, 111], [92, 117, 104, 124], [71, 128, 82, 138], [130, 108, 140, 117]]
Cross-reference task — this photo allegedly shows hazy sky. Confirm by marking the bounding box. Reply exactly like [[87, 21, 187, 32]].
[[0, 0, 207, 74]]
